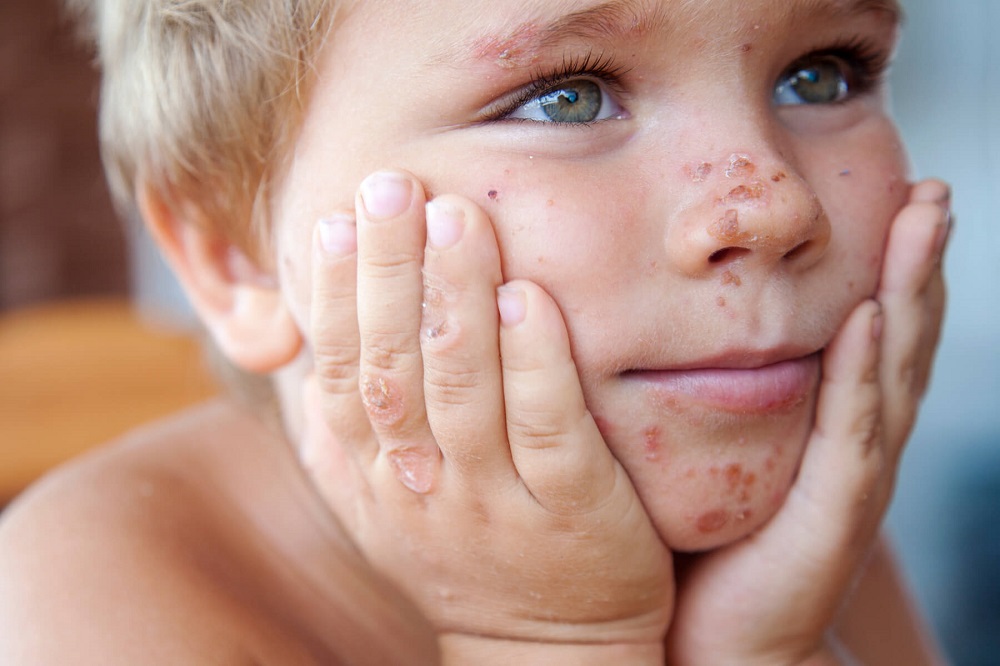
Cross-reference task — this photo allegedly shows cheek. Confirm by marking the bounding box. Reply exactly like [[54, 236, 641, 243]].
[[811, 117, 910, 292], [449, 161, 652, 307]]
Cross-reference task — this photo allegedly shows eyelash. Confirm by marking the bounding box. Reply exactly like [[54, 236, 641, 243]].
[[484, 51, 631, 123], [484, 38, 892, 124], [785, 37, 892, 102]]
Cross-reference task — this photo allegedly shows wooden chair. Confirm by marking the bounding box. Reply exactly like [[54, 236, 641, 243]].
[[0, 298, 219, 506]]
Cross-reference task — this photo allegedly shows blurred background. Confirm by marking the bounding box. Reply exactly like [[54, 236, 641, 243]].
[[1, 0, 996, 662], [887, 1, 1000, 664]]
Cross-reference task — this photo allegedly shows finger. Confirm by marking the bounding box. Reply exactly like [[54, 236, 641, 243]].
[[420, 195, 513, 488], [792, 299, 885, 535], [877, 181, 950, 453], [355, 171, 440, 492], [498, 280, 623, 514], [298, 374, 370, 533], [749, 300, 884, 625], [310, 212, 373, 451]]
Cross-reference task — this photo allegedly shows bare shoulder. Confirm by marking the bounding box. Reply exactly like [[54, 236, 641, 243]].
[[0, 401, 437, 665]]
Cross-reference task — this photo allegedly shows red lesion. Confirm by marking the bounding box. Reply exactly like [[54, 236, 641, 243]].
[[723, 180, 767, 204], [721, 270, 742, 287], [684, 161, 713, 182], [643, 426, 662, 461], [724, 463, 742, 491], [361, 375, 405, 426], [470, 24, 543, 69], [593, 415, 615, 439], [725, 154, 756, 178], [696, 509, 730, 533]]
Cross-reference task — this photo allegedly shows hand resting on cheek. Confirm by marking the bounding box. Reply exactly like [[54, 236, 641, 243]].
[[298, 169, 948, 665], [299, 170, 674, 665]]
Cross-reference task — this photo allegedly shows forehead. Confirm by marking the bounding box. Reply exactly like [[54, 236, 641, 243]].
[[417, 0, 902, 66]]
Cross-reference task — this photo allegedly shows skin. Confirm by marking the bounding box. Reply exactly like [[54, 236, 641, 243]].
[[273, 0, 906, 550], [0, 0, 950, 664]]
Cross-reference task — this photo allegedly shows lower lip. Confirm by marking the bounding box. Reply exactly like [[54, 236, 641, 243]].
[[628, 354, 820, 414]]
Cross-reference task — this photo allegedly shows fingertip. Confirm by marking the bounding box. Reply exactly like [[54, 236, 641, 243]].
[[425, 199, 466, 249], [908, 178, 950, 209], [317, 213, 358, 257], [497, 284, 526, 327], [870, 300, 884, 343], [358, 170, 415, 221], [823, 299, 881, 379]]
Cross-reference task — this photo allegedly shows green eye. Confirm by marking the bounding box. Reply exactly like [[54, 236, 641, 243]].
[[774, 57, 850, 105], [537, 80, 603, 122], [508, 78, 623, 123]]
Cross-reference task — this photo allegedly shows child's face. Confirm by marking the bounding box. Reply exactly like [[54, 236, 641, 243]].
[[271, 0, 906, 550]]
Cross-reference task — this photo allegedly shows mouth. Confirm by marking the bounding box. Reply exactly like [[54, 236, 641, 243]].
[[622, 350, 822, 415]]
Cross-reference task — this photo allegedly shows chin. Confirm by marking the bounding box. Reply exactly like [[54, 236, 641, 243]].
[[603, 395, 815, 553]]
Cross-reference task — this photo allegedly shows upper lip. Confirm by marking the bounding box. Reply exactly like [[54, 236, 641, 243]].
[[622, 344, 823, 374]]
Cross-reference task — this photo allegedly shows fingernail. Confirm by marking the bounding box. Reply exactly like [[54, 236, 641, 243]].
[[934, 185, 952, 210], [497, 285, 526, 326], [426, 200, 465, 249], [318, 214, 357, 256], [933, 211, 953, 259], [360, 171, 412, 220]]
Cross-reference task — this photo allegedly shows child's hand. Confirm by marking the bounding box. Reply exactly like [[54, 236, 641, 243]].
[[664, 180, 951, 665], [300, 171, 673, 663]]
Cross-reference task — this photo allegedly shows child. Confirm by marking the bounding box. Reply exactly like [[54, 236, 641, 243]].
[[0, 0, 950, 663]]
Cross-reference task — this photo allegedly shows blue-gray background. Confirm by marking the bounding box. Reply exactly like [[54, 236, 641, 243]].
[[888, 1, 999, 663]]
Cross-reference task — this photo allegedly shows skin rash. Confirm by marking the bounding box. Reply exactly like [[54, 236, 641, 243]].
[[271, 0, 907, 551]]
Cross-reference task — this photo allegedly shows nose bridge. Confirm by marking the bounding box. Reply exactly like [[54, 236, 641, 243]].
[[665, 145, 831, 276]]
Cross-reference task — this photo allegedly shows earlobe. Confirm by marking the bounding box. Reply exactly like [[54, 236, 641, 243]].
[[137, 185, 303, 374]]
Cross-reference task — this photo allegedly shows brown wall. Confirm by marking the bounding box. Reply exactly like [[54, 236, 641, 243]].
[[1, 0, 127, 311]]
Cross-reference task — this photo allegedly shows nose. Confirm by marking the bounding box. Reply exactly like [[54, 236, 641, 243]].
[[665, 153, 831, 276]]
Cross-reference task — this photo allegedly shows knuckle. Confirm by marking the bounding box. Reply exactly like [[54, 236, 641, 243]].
[[360, 373, 406, 427], [362, 332, 416, 371], [506, 415, 565, 450], [507, 403, 586, 450], [851, 407, 883, 456], [314, 338, 357, 370], [425, 365, 486, 407], [362, 247, 422, 274], [315, 360, 356, 396]]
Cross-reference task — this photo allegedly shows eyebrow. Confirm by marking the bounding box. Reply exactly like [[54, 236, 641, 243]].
[[455, 0, 665, 67], [796, 0, 904, 23], [535, 0, 668, 46], [450, 0, 903, 67]]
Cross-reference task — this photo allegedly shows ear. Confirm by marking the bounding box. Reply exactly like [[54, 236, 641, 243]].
[[137, 185, 303, 374]]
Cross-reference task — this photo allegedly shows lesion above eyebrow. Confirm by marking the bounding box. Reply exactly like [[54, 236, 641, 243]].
[[440, 0, 667, 70]]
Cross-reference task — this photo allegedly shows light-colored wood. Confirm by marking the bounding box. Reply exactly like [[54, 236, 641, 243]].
[[0, 298, 218, 504]]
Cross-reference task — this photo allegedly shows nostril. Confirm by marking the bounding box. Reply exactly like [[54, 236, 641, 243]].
[[783, 241, 811, 261], [709, 247, 751, 264]]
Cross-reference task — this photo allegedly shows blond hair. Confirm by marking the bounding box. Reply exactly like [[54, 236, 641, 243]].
[[67, 0, 335, 257]]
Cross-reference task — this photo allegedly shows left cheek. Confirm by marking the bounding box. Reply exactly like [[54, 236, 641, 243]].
[[434, 159, 650, 303], [807, 117, 910, 294]]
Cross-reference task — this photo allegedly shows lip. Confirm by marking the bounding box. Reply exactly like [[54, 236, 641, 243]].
[[624, 351, 821, 414]]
